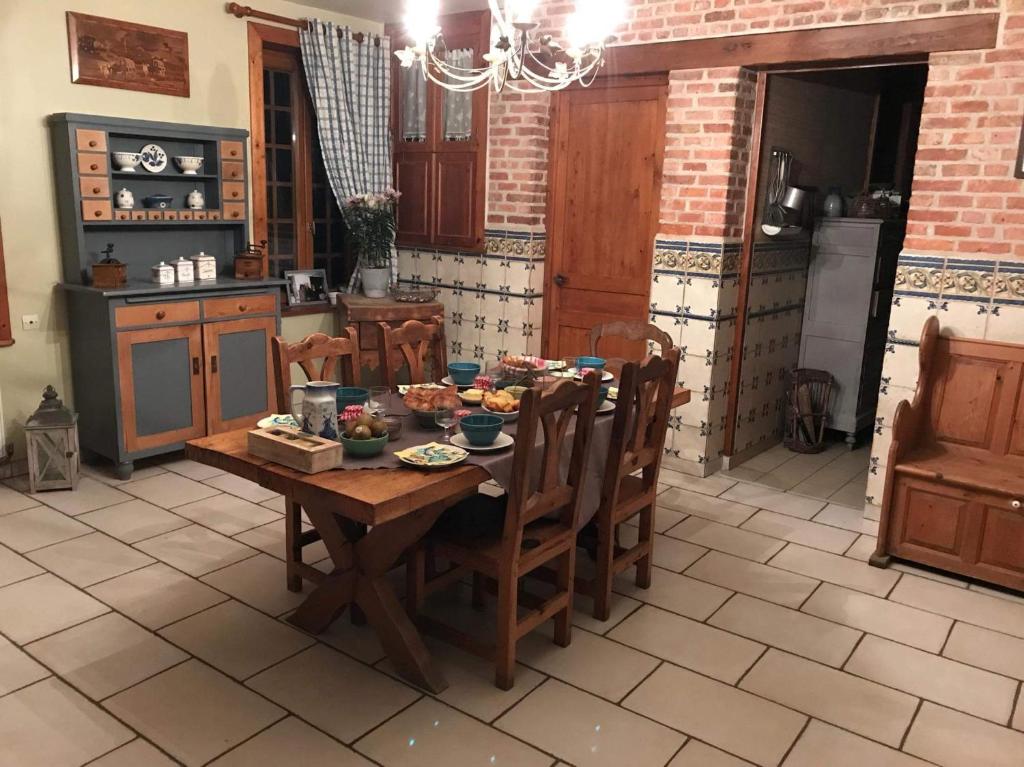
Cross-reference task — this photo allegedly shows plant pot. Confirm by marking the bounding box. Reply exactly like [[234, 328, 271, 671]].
[[361, 267, 390, 298]]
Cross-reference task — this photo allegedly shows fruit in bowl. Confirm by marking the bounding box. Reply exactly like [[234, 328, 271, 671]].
[[339, 411, 389, 457], [482, 390, 520, 420]]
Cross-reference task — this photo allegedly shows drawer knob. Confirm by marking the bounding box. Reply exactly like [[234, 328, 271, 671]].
[[94, 210, 102, 217], [238, 304, 247, 312], [232, 211, 240, 218], [90, 163, 98, 171], [92, 186, 101, 194], [1013, 500, 1022, 510], [232, 191, 239, 197], [88, 139, 97, 147], [156, 310, 166, 320], [231, 150, 238, 156]]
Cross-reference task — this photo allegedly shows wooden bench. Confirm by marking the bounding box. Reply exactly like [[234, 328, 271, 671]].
[[871, 316, 1024, 591]]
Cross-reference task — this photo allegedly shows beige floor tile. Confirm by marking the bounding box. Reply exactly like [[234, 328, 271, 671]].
[[82, 463, 167, 487], [247, 644, 419, 743], [802, 583, 952, 652], [828, 472, 870, 509], [769, 544, 899, 597], [812, 503, 879, 534], [890, 574, 1024, 639], [26, 613, 187, 700], [845, 634, 1017, 724], [0, 482, 39, 515], [173, 493, 280, 536], [135, 524, 256, 576], [359, 696, 550, 767], [624, 504, 688, 533], [614, 565, 732, 620], [668, 516, 785, 562], [233, 520, 329, 563], [740, 444, 795, 473], [668, 740, 752, 766], [105, 660, 284, 767], [0, 677, 132, 767], [740, 649, 918, 746], [968, 582, 1024, 606], [686, 551, 818, 608], [0, 635, 49, 695], [890, 561, 968, 587], [28, 476, 132, 516], [212, 717, 372, 766], [517, 623, 659, 701], [619, 525, 708, 572], [78, 499, 191, 544], [720, 465, 766, 483], [741, 509, 858, 554], [843, 533, 877, 561], [943, 622, 1024, 680], [259, 495, 287, 513], [119, 473, 221, 509], [783, 720, 932, 767], [625, 662, 805, 767], [659, 469, 737, 497], [0, 505, 91, 552], [710, 593, 860, 667], [720, 483, 826, 520], [160, 456, 226, 481], [316, 615, 388, 664], [1015, 696, 1023, 731], [88, 738, 179, 766], [0, 542, 43, 587], [572, 590, 644, 634], [200, 553, 308, 616], [0, 573, 109, 643], [203, 472, 280, 503], [904, 702, 1024, 767], [160, 600, 312, 680], [87, 563, 228, 630], [498, 679, 684, 767], [610, 604, 763, 683], [27, 532, 155, 587], [659, 486, 758, 526]]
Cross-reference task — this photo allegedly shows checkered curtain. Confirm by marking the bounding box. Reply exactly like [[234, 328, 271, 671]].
[[300, 20, 395, 292]]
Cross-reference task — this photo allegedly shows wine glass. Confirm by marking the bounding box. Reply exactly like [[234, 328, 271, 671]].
[[369, 386, 390, 416], [435, 407, 457, 443]]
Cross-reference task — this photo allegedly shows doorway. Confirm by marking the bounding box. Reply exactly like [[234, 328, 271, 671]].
[[724, 63, 928, 505], [542, 75, 668, 360]]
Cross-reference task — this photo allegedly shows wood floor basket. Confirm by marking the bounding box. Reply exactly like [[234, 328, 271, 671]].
[[784, 368, 834, 454]]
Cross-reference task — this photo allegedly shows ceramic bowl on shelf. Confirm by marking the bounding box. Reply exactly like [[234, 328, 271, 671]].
[[112, 152, 141, 172], [174, 155, 204, 175], [142, 194, 174, 209]]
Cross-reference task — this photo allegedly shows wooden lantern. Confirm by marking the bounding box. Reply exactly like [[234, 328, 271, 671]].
[[25, 386, 80, 493]]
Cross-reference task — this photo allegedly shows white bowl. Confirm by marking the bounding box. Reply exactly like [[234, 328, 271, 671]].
[[174, 155, 204, 175], [112, 152, 141, 172], [481, 404, 519, 422]]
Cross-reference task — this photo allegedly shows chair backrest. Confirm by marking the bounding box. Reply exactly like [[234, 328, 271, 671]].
[[377, 316, 448, 389], [271, 328, 360, 413], [600, 349, 681, 504], [503, 376, 601, 550], [590, 321, 674, 358]]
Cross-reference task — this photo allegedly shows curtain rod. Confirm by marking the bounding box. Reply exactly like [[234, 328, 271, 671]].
[[225, 2, 382, 45]]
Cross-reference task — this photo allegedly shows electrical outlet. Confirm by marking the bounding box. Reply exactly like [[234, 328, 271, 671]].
[[21, 314, 40, 330]]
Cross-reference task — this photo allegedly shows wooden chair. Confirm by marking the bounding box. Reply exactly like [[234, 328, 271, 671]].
[[376, 316, 448, 389], [271, 329, 360, 592], [406, 375, 601, 689], [590, 320, 675, 358], [584, 349, 681, 620]]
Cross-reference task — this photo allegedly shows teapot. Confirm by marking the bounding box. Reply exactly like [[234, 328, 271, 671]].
[[187, 188, 205, 210], [115, 188, 134, 209], [290, 381, 339, 440]]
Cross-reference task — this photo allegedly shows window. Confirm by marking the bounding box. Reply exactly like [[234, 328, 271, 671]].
[[389, 11, 489, 251], [249, 24, 354, 305]]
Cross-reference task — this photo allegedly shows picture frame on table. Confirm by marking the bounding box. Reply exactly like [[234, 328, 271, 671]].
[[284, 269, 329, 307]]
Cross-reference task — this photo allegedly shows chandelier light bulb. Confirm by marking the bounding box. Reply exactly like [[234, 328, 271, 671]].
[[506, 0, 539, 23], [404, 0, 441, 44]]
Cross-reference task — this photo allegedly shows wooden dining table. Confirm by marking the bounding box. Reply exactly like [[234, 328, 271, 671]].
[[185, 384, 690, 693]]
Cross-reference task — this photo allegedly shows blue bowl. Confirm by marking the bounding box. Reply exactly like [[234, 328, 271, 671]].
[[448, 361, 481, 386], [597, 386, 609, 408], [336, 387, 369, 409], [459, 414, 503, 446], [576, 356, 607, 372]]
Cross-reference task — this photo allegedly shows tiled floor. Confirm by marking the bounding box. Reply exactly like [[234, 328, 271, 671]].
[[1, 455, 1024, 766]]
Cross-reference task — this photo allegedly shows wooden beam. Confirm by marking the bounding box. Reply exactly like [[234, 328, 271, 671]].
[[605, 13, 999, 74]]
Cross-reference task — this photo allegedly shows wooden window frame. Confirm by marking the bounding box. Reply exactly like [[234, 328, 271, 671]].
[[0, 220, 11, 347]]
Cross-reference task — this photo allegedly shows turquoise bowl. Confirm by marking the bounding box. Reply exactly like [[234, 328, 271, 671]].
[[339, 433, 388, 458], [576, 356, 607, 372], [336, 387, 369, 409], [597, 386, 609, 408], [459, 414, 504, 446], [448, 362, 481, 386]]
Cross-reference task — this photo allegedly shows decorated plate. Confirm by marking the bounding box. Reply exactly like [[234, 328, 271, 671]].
[[140, 143, 168, 173], [257, 414, 299, 429], [451, 432, 514, 453], [440, 376, 473, 389], [395, 442, 469, 468], [596, 400, 615, 414]]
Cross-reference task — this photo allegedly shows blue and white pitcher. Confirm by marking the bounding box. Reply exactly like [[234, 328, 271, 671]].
[[290, 381, 339, 440]]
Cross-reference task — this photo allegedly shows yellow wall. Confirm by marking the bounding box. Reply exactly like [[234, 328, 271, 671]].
[[0, 0, 378, 455]]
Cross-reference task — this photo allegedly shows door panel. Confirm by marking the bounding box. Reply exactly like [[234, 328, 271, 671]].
[[890, 477, 972, 573], [117, 325, 205, 453], [545, 77, 668, 359], [395, 155, 432, 244], [972, 493, 1024, 590], [434, 152, 478, 247], [204, 317, 276, 433]]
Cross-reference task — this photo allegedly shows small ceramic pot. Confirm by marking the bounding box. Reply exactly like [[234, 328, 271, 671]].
[[112, 152, 141, 172], [187, 188, 205, 210], [175, 156, 204, 175], [115, 188, 134, 210]]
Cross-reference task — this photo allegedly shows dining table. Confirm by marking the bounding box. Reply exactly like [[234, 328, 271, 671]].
[[185, 373, 690, 694]]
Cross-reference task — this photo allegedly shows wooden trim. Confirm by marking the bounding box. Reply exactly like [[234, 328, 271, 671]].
[[606, 14, 999, 75], [0, 220, 12, 347], [227, 2, 380, 44], [723, 71, 768, 458], [203, 316, 276, 434]]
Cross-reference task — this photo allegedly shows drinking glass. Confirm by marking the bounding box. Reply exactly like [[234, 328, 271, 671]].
[[435, 407, 457, 443], [369, 386, 390, 416], [561, 356, 578, 378]]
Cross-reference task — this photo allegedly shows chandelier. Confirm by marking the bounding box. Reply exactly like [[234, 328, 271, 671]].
[[394, 0, 625, 93]]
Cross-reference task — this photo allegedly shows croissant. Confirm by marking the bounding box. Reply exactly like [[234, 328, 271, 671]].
[[403, 385, 460, 412]]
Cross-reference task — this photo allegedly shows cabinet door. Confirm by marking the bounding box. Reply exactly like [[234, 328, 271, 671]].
[[434, 151, 481, 249], [203, 317, 276, 434], [969, 491, 1024, 591], [889, 476, 973, 573], [117, 325, 206, 453], [394, 155, 432, 245]]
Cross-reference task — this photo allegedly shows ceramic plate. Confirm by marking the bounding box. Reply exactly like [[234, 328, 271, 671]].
[[395, 442, 469, 468], [257, 414, 299, 429], [451, 432, 514, 453], [481, 404, 519, 422], [440, 376, 473, 389], [571, 368, 615, 382], [458, 389, 485, 406], [397, 383, 445, 395], [140, 143, 168, 173], [596, 400, 615, 414]]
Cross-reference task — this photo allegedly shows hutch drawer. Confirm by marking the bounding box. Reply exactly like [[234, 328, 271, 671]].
[[208, 210, 223, 221], [82, 200, 112, 221], [221, 140, 244, 160], [114, 209, 132, 221], [222, 161, 245, 181], [77, 153, 108, 176], [222, 182, 245, 202], [146, 211, 164, 221], [79, 177, 110, 198], [223, 203, 246, 221], [75, 128, 107, 151], [164, 210, 180, 221], [115, 301, 201, 329], [203, 294, 276, 320]]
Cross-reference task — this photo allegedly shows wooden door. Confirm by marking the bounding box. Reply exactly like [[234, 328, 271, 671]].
[[117, 325, 206, 453], [971, 490, 1024, 591], [203, 317, 276, 434], [544, 76, 668, 360]]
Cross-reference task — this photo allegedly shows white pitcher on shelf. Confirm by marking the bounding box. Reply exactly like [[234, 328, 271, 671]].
[[187, 188, 205, 210], [115, 188, 134, 209]]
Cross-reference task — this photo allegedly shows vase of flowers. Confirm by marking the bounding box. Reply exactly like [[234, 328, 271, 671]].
[[343, 189, 400, 298]]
